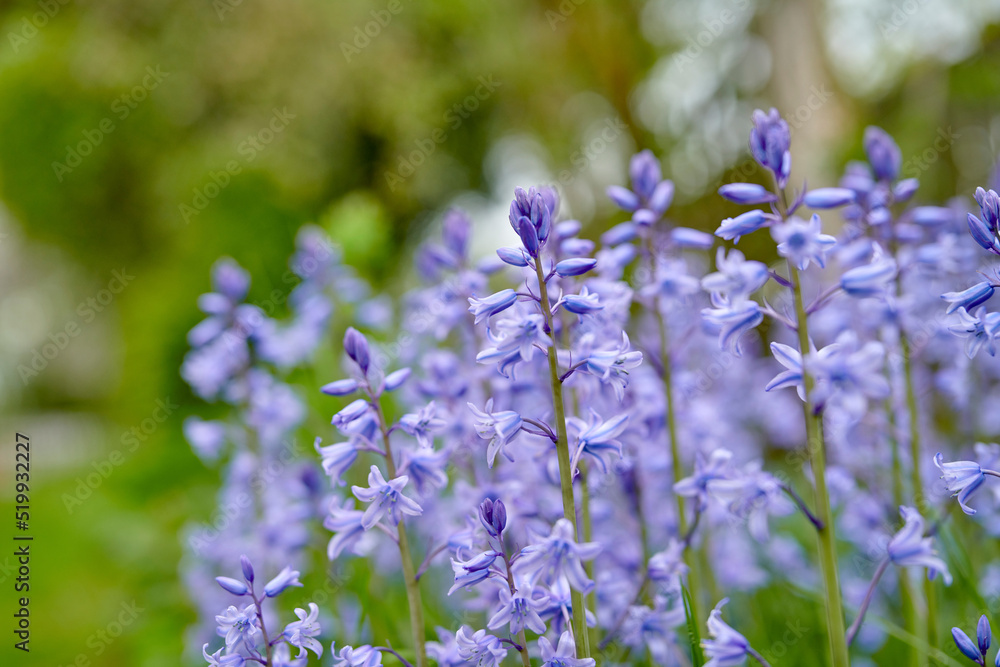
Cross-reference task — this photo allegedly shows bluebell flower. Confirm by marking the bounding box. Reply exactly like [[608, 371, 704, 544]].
[[215, 576, 248, 596], [641, 258, 701, 303], [607, 150, 675, 225], [263, 566, 303, 597], [701, 296, 763, 356], [487, 582, 549, 634], [771, 214, 836, 270], [765, 342, 805, 400], [864, 126, 902, 182], [398, 401, 447, 447], [538, 632, 596, 667], [701, 248, 769, 300], [468, 289, 518, 324], [911, 205, 955, 226], [980, 615, 992, 656], [321, 378, 360, 396], [535, 577, 597, 636], [352, 465, 423, 529], [282, 603, 322, 659], [509, 186, 558, 256], [554, 257, 598, 277], [448, 551, 499, 595], [672, 226, 715, 249], [702, 598, 758, 667], [579, 332, 643, 401], [561, 287, 604, 315], [427, 628, 468, 667], [324, 499, 367, 559], [455, 626, 508, 667], [718, 182, 778, 205], [968, 212, 1000, 254], [343, 327, 371, 374], [183, 417, 227, 462], [215, 604, 261, 653], [715, 209, 769, 243], [951, 625, 985, 665], [515, 518, 601, 592], [383, 367, 411, 392], [468, 399, 523, 467], [942, 282, 995, 315], [675, 449, 734, 509], [934, 453, 986, 515], [601, 220, 638, 246], [332, 399, 371, 428], [476, 313, 552, 378], [749, 108, 791, 188], [497, 246, 530, 267], [948, 307, 1000, 359], [707, 463, 792, 542], [479, 498, 507, 538], [808, 333, 889, 415], [803, 187, 855, 209], [203, 643, 246, 666], [647, 539, 689, 590], [840, 251, 897, 297], [887, 506, 952, 584], [567, 410, 628, 473], [315, 437, 358, 487], [331, 644, 382, 667]]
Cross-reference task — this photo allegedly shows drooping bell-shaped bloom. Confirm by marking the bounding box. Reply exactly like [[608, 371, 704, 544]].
[[487, 582, 549, 635], [567, 411, 629, 473], [942, 282, 995, 315], [455, 626, 508, 667], [887, 506, 952, 584], [702, 297, 763, 357], [934, 453, 986, 515], [701, 598, 756, 667], [579, 332, 643, 401], [947, 307, 1000, 359], [538, 632, 596, 667], [515, 518, 601, 592], [701, 248, 769, 301], [468, 399, 523, 467], [398, 401, 447, 448], [215, 604, 261, 653], [263, 566, 303, 597], [351, 465, 423, 529], [331, 644, 382, 667], [282, 603, 323, 659]]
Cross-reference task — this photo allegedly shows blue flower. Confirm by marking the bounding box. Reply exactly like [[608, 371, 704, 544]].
[[538, 632, 596, 667], [803, 187, 856, 209], [714, 209, 769, 243], [840, 251, 897, 297], [718, 182, 778, 205], [479, 498, 507, 539], [487, 583, 549, 635], [701, 248, 769, 300], [561, 287, 604, 315], [980, 615, 992, 657], [215, 576, 248, 596], [864, 126, 902, 182], [702, 598, 756, 667], [448, 551, 499, 595], [468, 289, 518, 324], [351, 465, 423, 529], [455, 627, 507, 667], [887, 506, 952, 585], [765, 342, 805, 399], [675, 449, 734, 509], [263, 566, 303, 597], [399, 445, 449, 495], [701, 297, 763, 356], [215, 604, 261, 653], [468, 399, 522, 467], [515, 518, 601, 593], [343, 327, 371, 374], [324, 499, 367, 559], [203, 643, 246, 667], [567, 411, 629, 473], [771, 214, 836, 270], [608, 151, 675, 225], [398, 401, 447, 447], [948, 307, 1000, 359], [509, 186, 558, 256], [749, 108, 791, 187], [951, 623, 985, 665], [282, 603, 323, 659], [332, 644, 382, 667], [315, 437, 358, 487], [554, 257, 597, 277], [579, 332, 643, 401], [934, 453, 986, 515], [942, 282, 995, 315]]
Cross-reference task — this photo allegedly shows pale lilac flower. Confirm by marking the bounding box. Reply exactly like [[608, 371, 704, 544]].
[[771, 214, 836, 270], [203, 643, 246, 666], [887, 506, 952, 584], [580, 332, 643, 400], [567, 411, 629, 473], [315, 437, 359, 487], [215, 604, 260, 653], [399, 446, 449, 495], [324, 500, 367, 559], [702, 297, 763, 356], [647, 539, 689, 590], [675, 449, 734, 509], [448, 551, 499, 595], [948, 307, 1000, 358], [515, 518, 601, 592], [468, 399, 523, 467], [934, 453, 986, 515], [282, 602, 323, 659], [715, 210, 769, 243], [468, 289, 518, 324], [701, 248, 769, 300], [538, 632, 596, 667], [702, 598, 757, 667], [398, 401, 447, 447], [263, 566, 303, 597], [351, 465, 423, 529], [455, 626, 508, 667], [331, 644, 382, 667], [749, 108, 791, 187], [487, 583, 549, 634]]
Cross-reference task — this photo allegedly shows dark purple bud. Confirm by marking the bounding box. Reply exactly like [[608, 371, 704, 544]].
[[803, 187, 855, 209], [978, 615, 991, 656], [321, 379, 360, 396], [554, 257, 597, 277], [478, 498, 507, 538], [953, 627, 982, 663], [384, 367, 411, 392], [911, 206, 952, 226], [530, 194, 552, 245], [343, 327, 370, 373], [671, 227, 714, 250], [607, 185, 640, 211], [629, 150, 662, 201], [216, 576, 249, 596], [240, 555, 255, 583], [718, 182, 778, 205], [976, 187, 1000, 230], [497, 247, 529, 267], [442, 208, 471, 259], [648, 180, 675, 214], [516, 216, 540, 257], [864, 126, 902, 182], [749, 108, 791, 187], [968, 214, 1000, 254]]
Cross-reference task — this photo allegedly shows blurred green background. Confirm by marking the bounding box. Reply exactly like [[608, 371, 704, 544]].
[[3, 0, 1000, 664]]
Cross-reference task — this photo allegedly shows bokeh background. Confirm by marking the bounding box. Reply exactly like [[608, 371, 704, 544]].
[[3, 0, 1000, 665]]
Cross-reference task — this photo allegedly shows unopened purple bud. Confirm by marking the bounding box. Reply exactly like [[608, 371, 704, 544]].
[[468, 289, 518, 324], [942, 282, 995, 314], [322, 379, 360, 396], [718, 183, 777, 205], [263, 567, 302, 597], [864, 126, 902, 182], [240, 555, 254, 583], [715, 209, 769, 242], [479, 498, 507, 538], [976, 187, 1000, 230], [516, 216, 540, 257], [343, 327, 371, 374], [911, 206, 952, 226], [555, 220, 582, 239], [216, 576, 249, 596], [803, 187, 855, 209], [607, 185, 640, 211], [632, 208, 659, 227], [671, 227, 714, 250], [602, 221, 638, 246], [979, 615, 991, 656], [968, 214, 1000, 254], [443, 209, 471, 258], [384, 367, 411, 392], [953, 627, 982, 663], [648, 180, 675, 213], [497, 247, 529, 267], [893, 178, 920, 201], [554, 258, 597, 277]]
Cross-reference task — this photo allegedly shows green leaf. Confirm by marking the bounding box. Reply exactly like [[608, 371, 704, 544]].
[[682, 585, 705, 667]]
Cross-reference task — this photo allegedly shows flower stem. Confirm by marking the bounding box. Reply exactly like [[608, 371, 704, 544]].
[[371, 397, 427, 667], [501, 550, 534, 667], [845, 558, 890, 646], [788, 263, 849, 667], [534, 260, 591, 661]]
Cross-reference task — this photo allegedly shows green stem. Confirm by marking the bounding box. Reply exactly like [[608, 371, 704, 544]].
[[788, 263, 849, 667], [535, 260, 591, 661], [372, 398, 427, 667]]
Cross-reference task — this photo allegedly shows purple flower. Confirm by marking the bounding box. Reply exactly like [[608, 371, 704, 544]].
[[324, 499, 367, 559], [647, 539, 689, 590], [455, 627, 508, 667], [539, 632, 596, 667], [315, 437, 359, 487], [803, 187, 855, 209], [468, 289, 518, 324], [343, 327, 371, 374], [864, 126, 901, 182], [749, 108, 791, 187], [263, 566, 303, 597], [487, 584, 549, 635], [948, 307, 1000, 359], [203, 643, 246, 667], [765, 342, 805, 400], [934, 453, 986, 515], [215, 604, 261, 653], [675, 449, 734, 508], [479, 498, 507, 539], [702, 598, 755, 667], [568, 411, 629, 473], [952, 626, 984, 664], [332, 644, 382, 667], [718, 182, 778, 205], [509, 186, 558, 256], [561, 287, 604, 315], [352, 465, 423, 529], [398, 401, 447, 447], [608, 151, 675, 224], [942, 282, 995, 315], [980, 615, 993, 656], [554, 257, 597, 277], [448, 551, 499, 595], [715, 209, 769, 243], [840, 251, 897, 298], [321, 378, 360, 396], [332, 399, 371, 428], [215, 576, 248, 596], [701, 248, 769, 300], [887, 506, 952, 584], [771, 214, 836, 270], [579, 332, 643, 401], [399, 445, 449, 495], [515, 518, 601, 593], [468, 399, 523, 467], [282, 603, 323, 659], [701, 297, 763, 356]]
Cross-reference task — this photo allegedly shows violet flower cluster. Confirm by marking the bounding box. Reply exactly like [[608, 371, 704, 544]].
[[179, 107, 1000, 667]]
